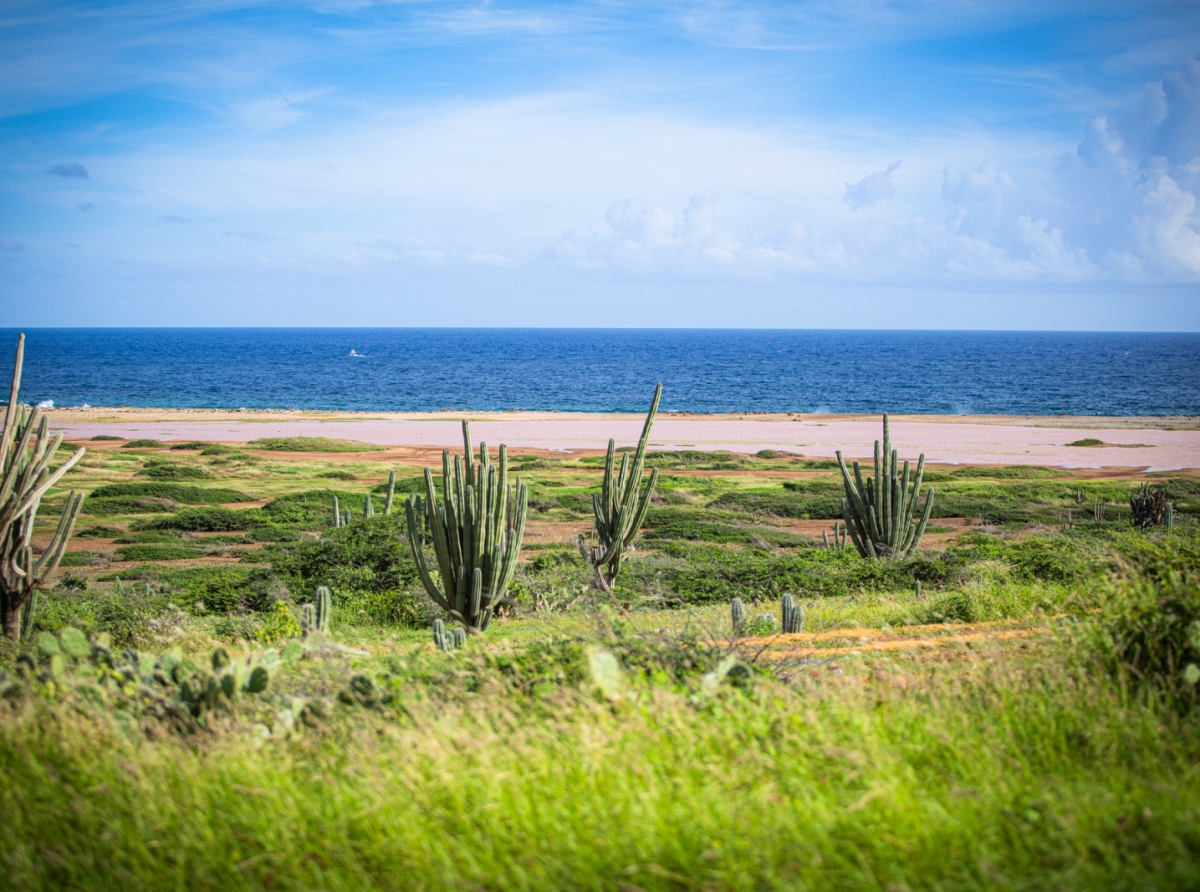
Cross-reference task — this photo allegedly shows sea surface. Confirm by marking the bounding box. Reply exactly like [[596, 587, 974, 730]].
[[5, 329, 1199, 415]]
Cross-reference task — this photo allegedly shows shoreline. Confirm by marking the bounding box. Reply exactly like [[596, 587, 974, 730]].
[[46, 407, 1200, 472]]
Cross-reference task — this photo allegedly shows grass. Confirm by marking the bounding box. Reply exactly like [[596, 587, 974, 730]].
[[5, 437, 1198, 889], [247, 437, 385, 453], [1066, 438, 1105, 447]]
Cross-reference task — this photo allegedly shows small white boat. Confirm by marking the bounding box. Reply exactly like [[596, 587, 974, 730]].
[[348, 349, 363, 357]]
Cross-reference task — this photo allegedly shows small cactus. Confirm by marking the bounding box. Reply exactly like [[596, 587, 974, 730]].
[[1166, 502, 1174, 531], [432, 618, 456, 652], [731, 597, 747, 634], [914, 579, 922, 598], [333, 495, 341, 527], [453, 627, 467, 648], [364, 493, 374, 519], [781, 593, 803, 634], [300, 603, 316, 633], [822, 522, 847, 551]]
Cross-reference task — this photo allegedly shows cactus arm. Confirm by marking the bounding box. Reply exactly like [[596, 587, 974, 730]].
[[405, 498, 449, 610], [32, 491, 84, 579], [903, 489, 935, 558], [0, 334, 25, 475], [496, 482, 527, 595], [623, 468, 659, 548]]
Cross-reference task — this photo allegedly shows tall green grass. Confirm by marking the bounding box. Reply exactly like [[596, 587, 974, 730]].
[[1, 647, 1197, 891]]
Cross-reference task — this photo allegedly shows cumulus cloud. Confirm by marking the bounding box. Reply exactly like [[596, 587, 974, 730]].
[[46, 162, 88, 178], [0, 236, 24, 251], [843, 161, 901, 210]]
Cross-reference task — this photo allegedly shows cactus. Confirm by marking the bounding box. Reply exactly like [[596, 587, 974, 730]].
[[1092, 499, 1105, 524], [432, 618, 456, 651], [1130, 483, 1171, 530], [1166, 501, 1175, 531], [314, 585, 331, 633], [364, 493, 375, 519], [914, 579, 923, 598], [333, 495, 341, 527], [0, 334, 87, 642], [19, 589, 38, 640], [731, 597, 747, 634], [406, 421, 528, 632], [300, 603, 316, 632], [822, 521, 847, 551], [343, 509, 351, 527], [453, 627, 467, 648], [577, 384, 662, 591], [384, 470, 396, 515], [781, 593, 804, 634], [836, 414, 934, 560]]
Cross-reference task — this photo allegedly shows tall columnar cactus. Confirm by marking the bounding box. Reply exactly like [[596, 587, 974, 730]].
[[405, 421, 528, 632], [364, 493, 375, 519], [781, 593, 804, 634], [731, 597, 747, 635], [384, 470, 396, 515], [1130, 483, 1170, 530], [835, 414, 934, 560], [577, 384, 662, 591], [332, 495, 342, 527], [314, 585, 332, 633], [0, 334, 86, 641]]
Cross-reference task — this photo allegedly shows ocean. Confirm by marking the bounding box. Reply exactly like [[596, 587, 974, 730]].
[[5, 328, 1199, 416]]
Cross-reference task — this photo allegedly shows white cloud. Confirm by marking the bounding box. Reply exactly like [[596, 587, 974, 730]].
[[843, 161, 901, 210]]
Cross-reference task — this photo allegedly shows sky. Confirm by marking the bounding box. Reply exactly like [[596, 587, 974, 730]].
[[1, 1, 1199, 330]]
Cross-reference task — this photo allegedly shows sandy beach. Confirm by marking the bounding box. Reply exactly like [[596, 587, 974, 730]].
[[46, 408, 1200, 472]]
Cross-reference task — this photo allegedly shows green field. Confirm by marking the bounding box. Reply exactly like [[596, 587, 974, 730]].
[[2, 437, 1198, 890]]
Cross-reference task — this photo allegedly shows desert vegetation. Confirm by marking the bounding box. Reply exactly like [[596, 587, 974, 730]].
[[1, 345, 1198, 888]]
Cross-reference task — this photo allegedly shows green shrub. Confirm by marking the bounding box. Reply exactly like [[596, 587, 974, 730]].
[[258, 490, 363, 527], [90, 434, 122, 441], [1088, 538, 1200, 708], [148, 566, 278, 614], [266, 515, 424, 625], [169, 441, 212, 450], [135, 507, 259, 532], [82, 497, 176, 516], [1067, 438, 1105, 447], [136, 462, 213, 481], [318, 470, 359, 481], [200, 444, 235, 455], [122, 439, 165, 449], [248, 437, 384, 453], [710, 489, 842, 519], [59, 552, 106, 567], [76, 525, 123, 539], [90, 483, 252, 504]]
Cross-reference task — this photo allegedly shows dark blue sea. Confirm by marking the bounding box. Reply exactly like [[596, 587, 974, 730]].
[[5, 329, 1199, 415]]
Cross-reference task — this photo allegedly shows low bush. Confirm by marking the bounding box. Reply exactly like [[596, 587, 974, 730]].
[[90, 483, 251, 504], [135, 507, 259, 532], [247, 437, 384, 453], [76, 525, 123, 539], [136, 461, 213, 481], [90, 434, 122, 441], [82, 497, 176, 516], [318, 469, 359, 480], [122, 439, 165, 449], [169, 441, 212, 450], [259, 489, 369, 527]]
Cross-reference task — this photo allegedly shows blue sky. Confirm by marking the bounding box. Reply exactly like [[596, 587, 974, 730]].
[[1, 1, 1199, 329]]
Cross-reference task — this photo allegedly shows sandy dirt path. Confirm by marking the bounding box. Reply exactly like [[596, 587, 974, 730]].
[[46, 409, 1200, 471]]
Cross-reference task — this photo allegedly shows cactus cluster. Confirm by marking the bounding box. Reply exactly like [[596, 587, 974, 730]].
[[781, 593, 804, 634], [333, 471, 402, 528], [0, 334, 87, 641], [822, 522, 847, 551], [836, 414, 934, 560], [2, 628, 279, 730], [1130, 483, 1174, 531], [432, 618, 468, 652], [405, 421, 528, 632], [301, 585, 332, 634], [577, 384, 662, 591]]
